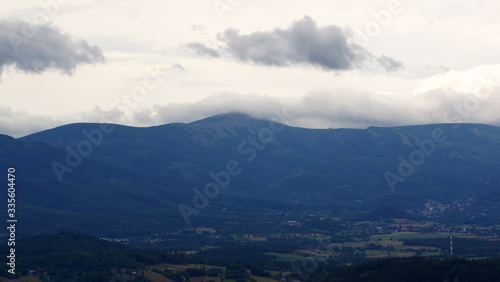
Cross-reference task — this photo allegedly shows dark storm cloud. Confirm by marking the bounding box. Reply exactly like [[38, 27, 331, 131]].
[[219, 16, 369, 70], [189, 16, 401, 71], [0, 20, 104, 76], [187, 42, 220, 57]]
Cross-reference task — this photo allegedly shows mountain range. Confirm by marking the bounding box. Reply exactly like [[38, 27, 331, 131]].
[[2, 113, 500, 237]]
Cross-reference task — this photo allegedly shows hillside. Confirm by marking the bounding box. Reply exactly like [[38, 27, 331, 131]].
[[20, 114, 500, 218], [1, 113, 499, 238], [0, 134, 188, 237]]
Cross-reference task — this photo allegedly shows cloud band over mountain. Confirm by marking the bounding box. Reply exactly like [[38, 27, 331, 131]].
[[188, 16, 402, 72], [2, 81, 499, 138], [0, 20, 104, 76]]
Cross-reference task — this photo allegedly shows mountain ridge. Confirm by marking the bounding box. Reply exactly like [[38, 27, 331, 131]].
[[3, 113, 500, 237]]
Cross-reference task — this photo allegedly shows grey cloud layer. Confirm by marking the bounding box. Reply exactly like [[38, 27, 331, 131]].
[[3, 85, 499, 138], [189, 17, 401, 71], [0, 20, 104, 76], [152, 89, 500, 129], [81, 84, 500, 132]]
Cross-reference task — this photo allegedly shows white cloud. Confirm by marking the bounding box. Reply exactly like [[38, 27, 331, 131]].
[[82, 72, 500, 131], [413, 64, 500, 94]]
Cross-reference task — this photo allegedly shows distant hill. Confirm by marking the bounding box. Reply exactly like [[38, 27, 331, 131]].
[[5, 113, 500, 236]]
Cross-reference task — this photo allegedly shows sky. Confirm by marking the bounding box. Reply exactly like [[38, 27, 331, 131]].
[[0, 0, 499, 137]]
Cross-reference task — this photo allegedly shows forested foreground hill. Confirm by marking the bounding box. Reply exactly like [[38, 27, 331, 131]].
[[0, 232, 191, 281], [1, 232, 500, 282]]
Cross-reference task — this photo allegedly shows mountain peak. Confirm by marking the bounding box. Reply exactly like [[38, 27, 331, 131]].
[[183, 113, 276, 147], [190, 113, 260, 124]]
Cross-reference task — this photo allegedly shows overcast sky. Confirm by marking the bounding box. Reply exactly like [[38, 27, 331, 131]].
[[1, 0, 499, 137]]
